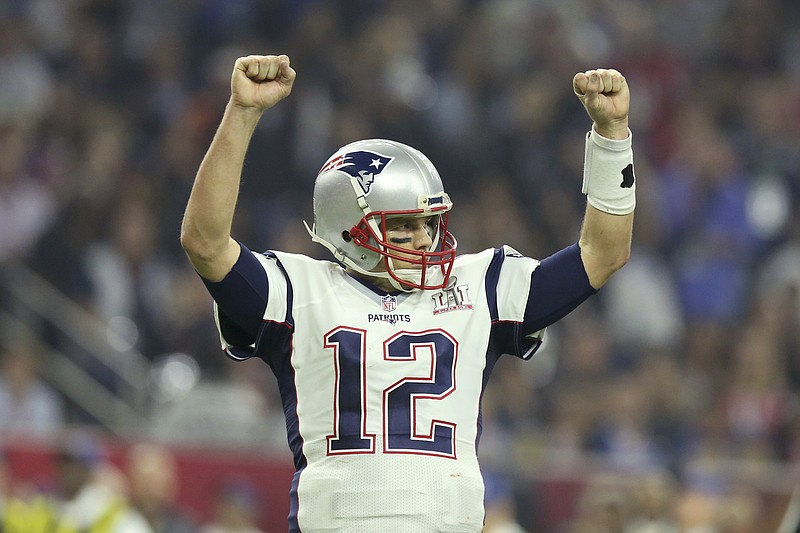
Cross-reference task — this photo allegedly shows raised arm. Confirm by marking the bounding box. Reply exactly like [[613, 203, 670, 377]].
[[180, 54, 296, 281], [572, 69, 635, 289]]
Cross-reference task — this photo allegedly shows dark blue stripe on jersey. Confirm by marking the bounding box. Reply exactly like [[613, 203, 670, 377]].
[[484, 247, 506, 321], [482, 246, 518, 443], [202, 242, 268, 347], [247, 319, 304, 473], [478, 248, 509, 450], [258, 251, 307, 522], [288, 469, 302, 532], [523, 242, 596, 334], [476, 343, 503, 451], [202, 246, 306, 478], [256, 255, 302, 533], [277, 354, 304, 532], [477, 243, 596, 450], [484, 247, 542, 359]]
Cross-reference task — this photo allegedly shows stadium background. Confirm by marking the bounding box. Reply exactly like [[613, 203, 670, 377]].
[[0, 0, 799, 530]]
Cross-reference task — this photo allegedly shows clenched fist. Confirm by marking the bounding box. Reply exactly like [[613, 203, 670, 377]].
[[231, 54, 297, 112], [573, 69, 629, 140]]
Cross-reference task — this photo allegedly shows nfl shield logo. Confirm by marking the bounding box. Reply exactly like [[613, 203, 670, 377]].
[[382, 295, 397, 312]]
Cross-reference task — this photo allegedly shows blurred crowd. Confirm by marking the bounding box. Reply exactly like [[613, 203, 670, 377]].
[[1, 0, 800, 530], [0, 435, 267, 532]]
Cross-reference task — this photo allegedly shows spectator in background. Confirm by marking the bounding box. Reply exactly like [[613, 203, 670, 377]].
[[83, 191, 174, 360], [0, 20, 54, 125], [482, 471, 529, 533], [723, 323, 794, 459], [201, 476, 265, 533], [602, 187, 685, 360], [755, 209, 800, 392], [657, 109, 762, 378], [625, 470, 679, 533], [52, 432, 153, 533], [592, 374, 665, 473], [566, 475, 630, 533], [673, 487, 722, 533], [0, 124, 56, 263], [163, 269, 229, 379], [0, 340, 64, 438], [127, 442, 198, 533], [0, 451, 15, 529]]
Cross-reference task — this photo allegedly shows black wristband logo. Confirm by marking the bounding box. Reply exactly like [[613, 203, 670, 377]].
[[620, 163, 635, 188]]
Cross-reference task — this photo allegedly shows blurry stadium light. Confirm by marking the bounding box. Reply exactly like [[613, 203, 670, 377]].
[[746, 174, 790, 239], [151, 352, 201, 402], [106, 315, 139, 352]]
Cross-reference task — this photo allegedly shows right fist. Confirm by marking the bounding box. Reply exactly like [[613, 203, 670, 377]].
[[231, 54, 296, 112]]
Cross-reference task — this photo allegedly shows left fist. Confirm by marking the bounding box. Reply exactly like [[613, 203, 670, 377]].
[[573, 69, 629, 139]]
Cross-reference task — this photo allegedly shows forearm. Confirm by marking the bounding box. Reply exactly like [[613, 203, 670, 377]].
[[181, 102, 263, 280], [579, 205, 633, 289], [577, 119, 635, 288]]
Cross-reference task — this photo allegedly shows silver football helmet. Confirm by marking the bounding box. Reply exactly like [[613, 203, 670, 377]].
[[304, 139, 457, 291]]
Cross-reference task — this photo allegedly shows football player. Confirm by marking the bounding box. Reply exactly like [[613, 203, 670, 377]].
[[181, 54, 635, 532]]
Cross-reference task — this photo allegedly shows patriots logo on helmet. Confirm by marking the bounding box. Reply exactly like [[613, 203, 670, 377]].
[[318, 151, 394, 195]]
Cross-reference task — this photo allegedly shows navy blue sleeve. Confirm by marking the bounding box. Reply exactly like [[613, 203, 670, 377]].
[[201, 243, 268, 347], [523, 242, 597, 334]]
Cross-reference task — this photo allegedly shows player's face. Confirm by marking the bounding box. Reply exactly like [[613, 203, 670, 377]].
[[381, 215, 435, 271]]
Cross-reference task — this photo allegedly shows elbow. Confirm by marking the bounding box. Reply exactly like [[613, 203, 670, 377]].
[[180, 220, 237, 281], [180, 221, 218, 265], [601, 244, 631, 278], [179, 223, 201, 258], [582, 243, 631, 289], [180, 232, 207, 268], [610, 245, 631, 273], [603, 248, 631, 286]]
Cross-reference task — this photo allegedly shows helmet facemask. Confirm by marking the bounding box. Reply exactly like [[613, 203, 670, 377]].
[[347, 209, 457, 291]]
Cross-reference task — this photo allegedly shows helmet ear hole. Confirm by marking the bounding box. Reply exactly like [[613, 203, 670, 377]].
[[341, 231, 352, 243]]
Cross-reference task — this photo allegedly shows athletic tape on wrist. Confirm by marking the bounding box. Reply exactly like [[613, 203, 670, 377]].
[[582, 127, 636, 215]]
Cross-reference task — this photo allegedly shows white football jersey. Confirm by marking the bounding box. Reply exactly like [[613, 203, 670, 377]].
[[214, 246, 543, 532]]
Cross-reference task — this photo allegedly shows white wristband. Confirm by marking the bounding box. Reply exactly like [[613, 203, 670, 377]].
[[582, 126, 636, 215]]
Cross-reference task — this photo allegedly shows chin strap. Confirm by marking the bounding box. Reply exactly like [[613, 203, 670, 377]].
[[384, 257, 424, 292], [303, 220, 346, 263], [303, 219, 411, 289]]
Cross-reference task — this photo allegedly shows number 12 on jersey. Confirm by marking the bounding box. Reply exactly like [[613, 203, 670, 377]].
[[324, 327, 459, 458]]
